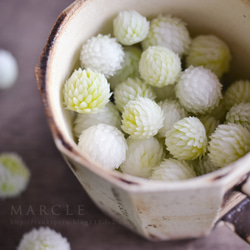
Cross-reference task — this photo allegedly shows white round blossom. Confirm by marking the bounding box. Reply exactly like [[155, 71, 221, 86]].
[[224, 80, 250, 110], [165, 117, 207, 160], [78, 124, 127, 170], [139, 45, 181, 87], [73, 102, 121, 138], [142, 14, 191, 56], [121, 97, 164, 139], [225, 103, 250, 131], [0, 49, 18, 89], [0, 153, 30, 198], [158, 99, 187, 138], [113, 10, 149, 45], [17, 227, 70, 250], [80, 34, 124, 77], [114, 77, 156, 112], [150, 158, 196, 181], [199, 115, 220, 137], [208, 123, 250, 168], [120, 137, 164, 178], [109, 46, 142, 90], [186, 35, 231, 78], [63, 68, 111, 113], [175, 66, 222, 115]]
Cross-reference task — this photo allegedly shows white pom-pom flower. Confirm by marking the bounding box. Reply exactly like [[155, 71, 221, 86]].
[[150, 158, 196, 181], [225, 103, 250, 131], [186, 35, 231, 78], [73, 102, 121, 138], [224, 80, 250, 110], [193, 155, 219, 176], [139, 46, 181, 87], [152, 84, 176, 102], [114, 77, 156, 112], [158, 99, 187, 138], [175, 66, 222, 115], [142, 14, 191, 56], [113, 10, 149, 46], [80, 34, 124, 77], [17, 227, 70, 250], [121, 97, 164, 139], [199, 115, 220, 137], [120, 137, 164, 178], [109, 46, 142, 90], [165, 117, 207, 160], [208, 123, 250, 168], [78, 124, 127, 170], [0, 49, 18, 89], [63, 68, 111, 114], [0, 153, 30, 198]]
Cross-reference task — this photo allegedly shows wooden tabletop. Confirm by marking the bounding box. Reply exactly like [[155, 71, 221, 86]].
[[0, 0, 249, 249]]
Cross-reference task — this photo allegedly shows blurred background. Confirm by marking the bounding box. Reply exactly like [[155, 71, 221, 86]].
[[0, 0, 249, 249]]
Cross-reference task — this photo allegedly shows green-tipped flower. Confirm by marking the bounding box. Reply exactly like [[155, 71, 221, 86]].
[[63, 68, 111, 114], [139, 45, 181, 87], [193, 155, 219, 176], [114, 77, 156, 112], [175, 66, 222, 115], [225, 103, 250, 131], [80, 34, 124, 77], [113, 10, 149, 45], [165, 117, 207, 160], [150, 158, 196, 181], [120, 137, 164, 178], [73, 102, 121, 138], [142, 14, 191, 56], [0, 153, 30, 198], [186, 35, 231, 78], [158, 99, 187, 138], [0, 49, 18, 89], [109, 46, 142, 90], [17, 227, 70, 250], [78, 124, 127, 170], [208, 123, 250, 168], [224, 80, 250, 110], [121, 97, 164, 139], [199, 115, 220, 137]]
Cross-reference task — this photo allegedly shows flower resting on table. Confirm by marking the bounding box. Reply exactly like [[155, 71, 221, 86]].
[[63, 68, 111, 114]]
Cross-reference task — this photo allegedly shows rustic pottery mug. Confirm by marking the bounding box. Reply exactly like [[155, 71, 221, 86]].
[[35, 0, 250, 243]]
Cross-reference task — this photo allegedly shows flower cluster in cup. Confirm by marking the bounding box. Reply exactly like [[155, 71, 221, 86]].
[[63, 10, 250, 182]]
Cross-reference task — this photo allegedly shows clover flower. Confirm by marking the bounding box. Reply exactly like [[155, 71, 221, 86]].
[[208, 123, 250, 168], [78, 124, 127, 170], [150, 158, 196, 181], [199, 115, 220, 137], [121, 97, 164, 139], [142, 14, 191, 56], [225, 103, 250, 131], [73, 102, 121, 138], [17, 227, 70, 250], [109, 46, 142, 90], [158, 99, 187, 138], [120, 137, 164, 178], [193, 155, 219, 176], [80, 34, 124, 77], [175, 66, 222, 115], [114, 77, 156, 112], [152, 84, 176, 102], [63, 68, 111, 113], [0, 49, 18, 89], [186, 35, 231, 78], [165, 117, 207, 160], [113, 10, 149, 46], [0, 153, 30, 199], [224, 80, 250, 110], [139, 45, 181, 87]]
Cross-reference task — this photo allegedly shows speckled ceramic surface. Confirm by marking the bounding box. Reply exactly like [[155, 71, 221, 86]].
[[35, 0, 250, 242]]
